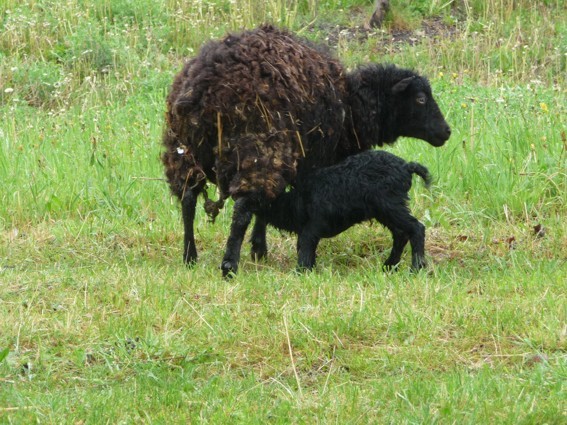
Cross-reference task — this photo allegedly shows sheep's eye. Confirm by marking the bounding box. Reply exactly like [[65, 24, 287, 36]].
[[416, 95, 427, 105]]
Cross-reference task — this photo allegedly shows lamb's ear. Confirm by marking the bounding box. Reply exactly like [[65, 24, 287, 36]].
[[392, 76, 416, 94]]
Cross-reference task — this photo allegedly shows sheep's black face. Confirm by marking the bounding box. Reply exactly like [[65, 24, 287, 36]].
[[392, 76, 451, 147]]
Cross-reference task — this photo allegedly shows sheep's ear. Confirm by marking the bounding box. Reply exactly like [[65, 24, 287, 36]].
[[392, 76, 416, 94]]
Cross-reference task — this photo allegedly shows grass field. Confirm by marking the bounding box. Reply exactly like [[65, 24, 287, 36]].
[[1, 0, 566, 423]]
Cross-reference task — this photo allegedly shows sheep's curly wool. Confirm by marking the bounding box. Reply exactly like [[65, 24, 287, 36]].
[[163, 24, 348, 202]]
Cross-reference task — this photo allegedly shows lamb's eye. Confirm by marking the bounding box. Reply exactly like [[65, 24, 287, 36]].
[[416, 96, 427, 105]]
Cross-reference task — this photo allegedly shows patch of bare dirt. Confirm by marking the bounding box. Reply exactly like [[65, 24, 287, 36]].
[[308, 17, 458, 53]]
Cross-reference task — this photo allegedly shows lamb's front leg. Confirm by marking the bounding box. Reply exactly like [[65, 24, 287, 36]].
[[296, 229, 320, 272], [250, 215, 268, 261], [221, 198, 253, 278]]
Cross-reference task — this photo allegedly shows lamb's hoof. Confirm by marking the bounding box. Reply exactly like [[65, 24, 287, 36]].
[[382, 262, 399, 273], [221, 260, 237, 279], [250, 239, 268, 262], [295, 264, 314, 274], [250, 248, 267, 262], [410, 258, 427, 273]]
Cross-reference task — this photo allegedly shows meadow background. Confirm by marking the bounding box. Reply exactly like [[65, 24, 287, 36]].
[[0, 0, 565, 423]]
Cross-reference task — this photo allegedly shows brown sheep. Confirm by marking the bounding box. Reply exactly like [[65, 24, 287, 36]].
[[162, 24, 450, 277]]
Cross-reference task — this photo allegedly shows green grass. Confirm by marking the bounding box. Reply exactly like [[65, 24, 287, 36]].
[[1, 0, 566, 423]]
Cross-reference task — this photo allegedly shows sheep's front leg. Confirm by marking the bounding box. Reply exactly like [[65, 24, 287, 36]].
[[296, 229, 320, 272], [182, 191, 198, 265], [250, 215, 268, 261], [221, 198, 253, 278]]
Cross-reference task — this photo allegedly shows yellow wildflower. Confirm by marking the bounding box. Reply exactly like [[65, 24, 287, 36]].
[[540, 102, 548, 113]]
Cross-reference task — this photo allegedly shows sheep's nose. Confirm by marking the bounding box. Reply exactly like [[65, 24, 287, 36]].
[[444, 125, 451, 137]]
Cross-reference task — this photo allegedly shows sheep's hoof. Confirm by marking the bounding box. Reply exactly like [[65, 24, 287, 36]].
[[183, 252, 197, 267], [221, 260, 238, 279]]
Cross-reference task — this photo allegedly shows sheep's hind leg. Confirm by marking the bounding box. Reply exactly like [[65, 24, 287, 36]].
[[250, 216, 268, 261], [182, 190, 199, 265], [221, 198, 253, 278]]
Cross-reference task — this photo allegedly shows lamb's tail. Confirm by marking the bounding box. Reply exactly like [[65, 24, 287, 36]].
[[406, 162, 432, 188]]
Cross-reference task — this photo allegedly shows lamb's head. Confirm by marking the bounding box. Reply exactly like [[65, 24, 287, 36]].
[[390, 74, 451, 147]]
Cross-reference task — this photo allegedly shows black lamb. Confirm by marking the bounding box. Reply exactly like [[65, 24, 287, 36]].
[[161, 24, 450, 277], [256, 150, 431, 272]]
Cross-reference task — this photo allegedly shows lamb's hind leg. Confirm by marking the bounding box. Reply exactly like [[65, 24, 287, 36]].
[[221, 197, 253, 278], [182, 190, 199, 265], [250, 216, 268, 261], [383, 229, 409, 271], [380, 205, 426, 272], [408, 220, 426, 271]]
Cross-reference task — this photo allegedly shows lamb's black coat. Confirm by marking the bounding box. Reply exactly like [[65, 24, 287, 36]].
[[161, 24, 450, 276], [257, 150, 431, 271]]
